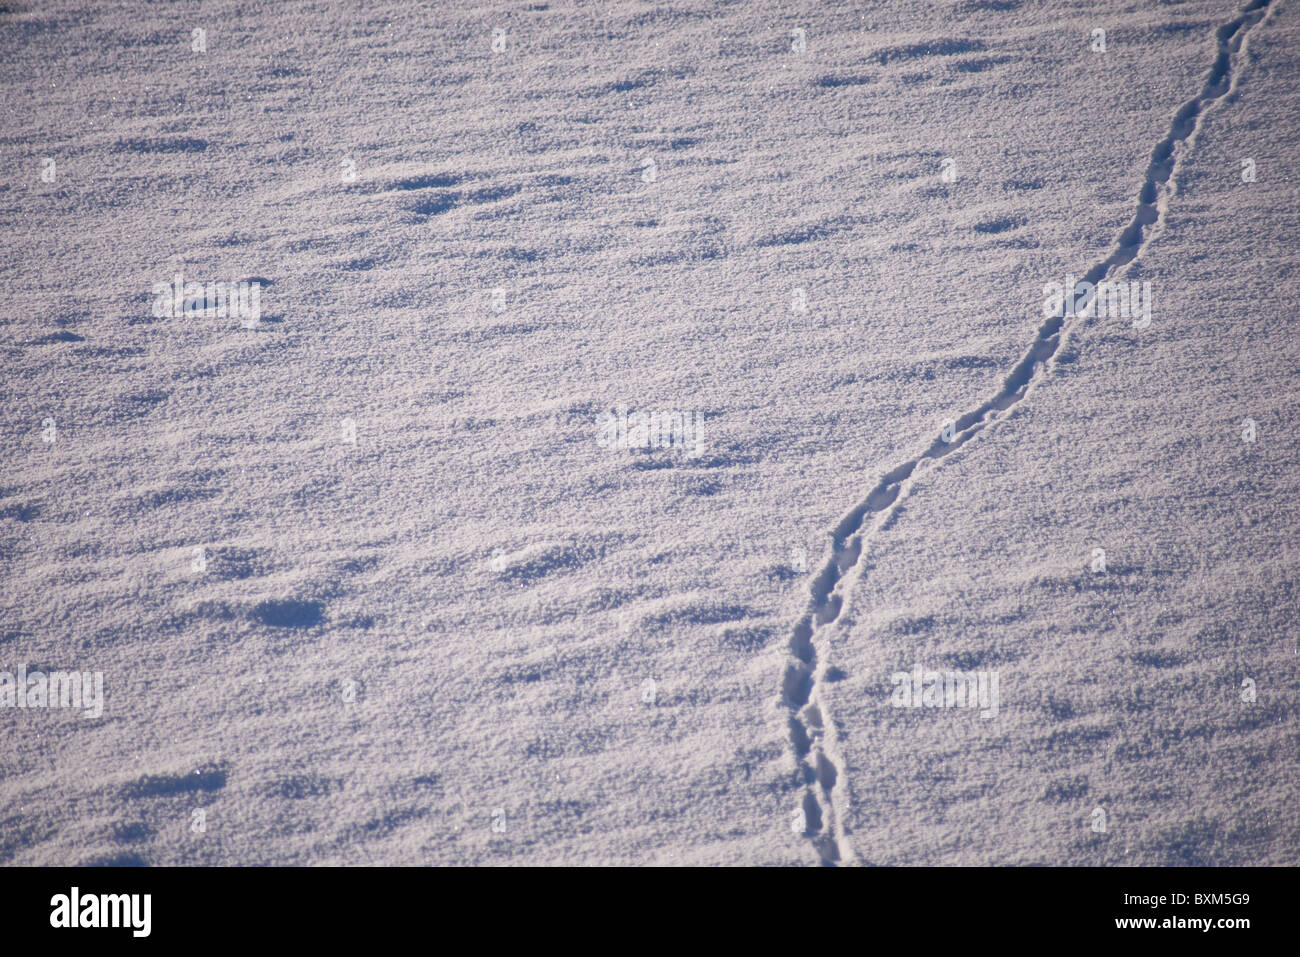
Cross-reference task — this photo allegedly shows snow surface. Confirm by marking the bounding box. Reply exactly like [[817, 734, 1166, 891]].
[[1, 0, 1296, 865]]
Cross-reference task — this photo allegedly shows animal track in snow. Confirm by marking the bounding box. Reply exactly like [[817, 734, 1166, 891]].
[[780, 0, 1276, 867]]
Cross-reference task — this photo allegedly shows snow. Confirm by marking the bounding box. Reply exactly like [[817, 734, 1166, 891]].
[[0, 0, 1295, 865]]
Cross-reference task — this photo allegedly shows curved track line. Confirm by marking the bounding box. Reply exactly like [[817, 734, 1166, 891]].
[[781, 0, 1276, 866]]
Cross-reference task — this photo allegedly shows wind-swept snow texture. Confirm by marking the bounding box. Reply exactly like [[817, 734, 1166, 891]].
[[1, 0, 1297, 866]]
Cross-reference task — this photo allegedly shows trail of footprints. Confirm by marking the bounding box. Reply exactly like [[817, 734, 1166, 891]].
[[781, 0, 1276, 866]]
